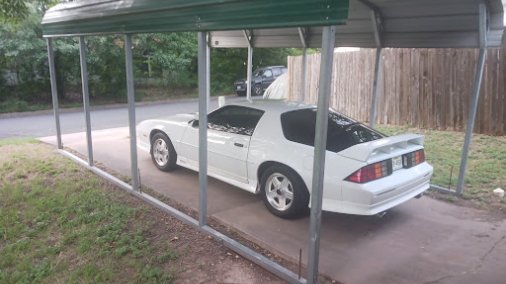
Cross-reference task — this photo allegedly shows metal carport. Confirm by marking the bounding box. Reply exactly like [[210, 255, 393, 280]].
[[41, 1, 503, 283]]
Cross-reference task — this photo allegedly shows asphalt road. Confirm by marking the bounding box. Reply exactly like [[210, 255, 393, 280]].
[[0, 96, 243, 139]]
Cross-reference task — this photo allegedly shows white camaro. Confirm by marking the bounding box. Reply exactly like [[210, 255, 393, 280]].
[[137, 100, 433, 218]]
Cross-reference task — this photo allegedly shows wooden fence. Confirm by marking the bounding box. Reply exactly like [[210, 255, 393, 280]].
[[287, 47, 506, 136]]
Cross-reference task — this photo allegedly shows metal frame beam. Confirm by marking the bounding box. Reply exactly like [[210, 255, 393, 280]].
[[456, 3, 488, 195], [198, 31, 209, 226], [78, 36, 94, 166], [46, 38, 62, 149], [307, 25, 336, 284], [298, 27, 308, 102], [124, 34, 140, 191]]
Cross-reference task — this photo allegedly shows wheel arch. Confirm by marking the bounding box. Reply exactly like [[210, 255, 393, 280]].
[[149, 128, 167, 143], [257, 161, 308, 193]]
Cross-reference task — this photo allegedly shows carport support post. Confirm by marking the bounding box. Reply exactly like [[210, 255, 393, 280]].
[[79, 36, 94, 167], [46, 38, 62, 149], [456, 3, 488, 195], [197, 32, 209, 226], [300, 48, 308, 102], [124, 34, 140, 192], [369, 47, 383, 128], [369, 8, 383, 128], [246, 45, 253, 101], [298, 27, 308, 102], [206, 34, 211, 110], [307, 25, 336, 284]]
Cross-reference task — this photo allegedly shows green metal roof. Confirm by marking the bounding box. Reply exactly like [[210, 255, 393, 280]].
[[42, 0, 350, 37]]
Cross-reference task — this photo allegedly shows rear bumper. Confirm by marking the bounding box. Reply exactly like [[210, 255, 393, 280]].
[[322, 163, 433, 215]]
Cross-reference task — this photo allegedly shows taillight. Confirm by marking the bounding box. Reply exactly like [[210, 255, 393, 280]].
[[345, 160, 392, 183], [403, 150, 425, 168]]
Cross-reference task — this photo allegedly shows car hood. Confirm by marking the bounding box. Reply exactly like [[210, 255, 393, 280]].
[[149, 113, 196, 124]]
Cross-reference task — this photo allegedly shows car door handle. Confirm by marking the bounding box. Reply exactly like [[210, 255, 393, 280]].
[[234, 142, 244, 148]]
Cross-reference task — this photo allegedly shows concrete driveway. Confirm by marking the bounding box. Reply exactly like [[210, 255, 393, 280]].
[[40, 128, 506, 284]]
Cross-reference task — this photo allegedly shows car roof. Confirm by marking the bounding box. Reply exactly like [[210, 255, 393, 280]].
[[226, 99, 314, 114], [257, 66, 285, 70]]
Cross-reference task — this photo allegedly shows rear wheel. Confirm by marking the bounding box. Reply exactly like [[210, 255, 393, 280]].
[[150, 132, 177, 172], [260, 164, 309, 219]]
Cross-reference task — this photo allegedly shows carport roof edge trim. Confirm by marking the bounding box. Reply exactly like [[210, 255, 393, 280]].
[[41, 0, 505, 48], [41, 0, 350, 37], [210, 0, 505, 48]]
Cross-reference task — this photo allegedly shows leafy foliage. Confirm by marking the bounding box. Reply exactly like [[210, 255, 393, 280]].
[[0, 0, 56, 23], [0, 4, 50, 101], [0, 0, 298, 111]]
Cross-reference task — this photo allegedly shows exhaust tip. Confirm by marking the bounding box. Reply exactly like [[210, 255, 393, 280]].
[[376, 211, 388, 218]]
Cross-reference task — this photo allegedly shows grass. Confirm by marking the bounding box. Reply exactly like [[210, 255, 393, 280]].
[[0, 137, 38, 147], [377, 125, 506, 211], [0, 141, 178, 283]]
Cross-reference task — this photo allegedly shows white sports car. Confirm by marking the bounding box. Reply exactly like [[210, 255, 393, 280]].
[[137, 100, 433, 218]]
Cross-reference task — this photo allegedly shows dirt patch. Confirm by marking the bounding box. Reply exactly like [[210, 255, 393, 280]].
[[108, 179, 287, 283], [427, 191, 506, 221]]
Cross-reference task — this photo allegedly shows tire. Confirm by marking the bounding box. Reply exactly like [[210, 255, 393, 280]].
[[236, 90, 246, 96], [260, 164, 309, 219], [150, 132, 177, 172], [253, 84, 263, 96]]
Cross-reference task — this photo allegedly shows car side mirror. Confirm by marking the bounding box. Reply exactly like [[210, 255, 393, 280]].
[[190, 119, 199, 128]]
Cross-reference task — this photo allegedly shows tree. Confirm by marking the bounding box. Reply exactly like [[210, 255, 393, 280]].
[[0, 3, 51, 101], [0, 0, 56, 23], [133, 33, 198, 88]]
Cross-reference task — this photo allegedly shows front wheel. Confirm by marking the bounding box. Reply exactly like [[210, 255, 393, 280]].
[[150, 132, 177, 172], [253, 84, 263, 96], [260, 165, 309, 219]]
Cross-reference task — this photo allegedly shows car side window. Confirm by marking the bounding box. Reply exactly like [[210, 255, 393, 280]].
[[280, 109, 384, 152], [272, 68, 281, 76], [208, 106, 265, 136], [263, 69, 273, 78]]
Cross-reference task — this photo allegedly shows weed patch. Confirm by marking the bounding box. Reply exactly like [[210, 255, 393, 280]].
[[378, 125, 506, 212], [0, 142, 179, 283]]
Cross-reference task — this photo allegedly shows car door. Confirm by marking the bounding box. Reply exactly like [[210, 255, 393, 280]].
[[261, 69, 274, 90], [179, 105, 264, 184]]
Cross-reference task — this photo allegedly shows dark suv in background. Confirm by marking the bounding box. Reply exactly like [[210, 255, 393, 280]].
[[234, 66, 287, 96]]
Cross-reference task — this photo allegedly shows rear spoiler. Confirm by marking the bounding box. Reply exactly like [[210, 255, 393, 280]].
[[338, 134, 424, 162]]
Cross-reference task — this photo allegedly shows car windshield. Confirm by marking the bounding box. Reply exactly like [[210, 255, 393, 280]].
[[280, 108, 385, 153], [253, 70, 263, 77]]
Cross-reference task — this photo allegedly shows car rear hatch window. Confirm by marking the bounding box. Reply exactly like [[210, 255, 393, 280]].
[[280, 108, 384, 153]]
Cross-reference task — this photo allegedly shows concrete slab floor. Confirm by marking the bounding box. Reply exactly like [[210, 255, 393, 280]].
[[40, 128, 506, 284]]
